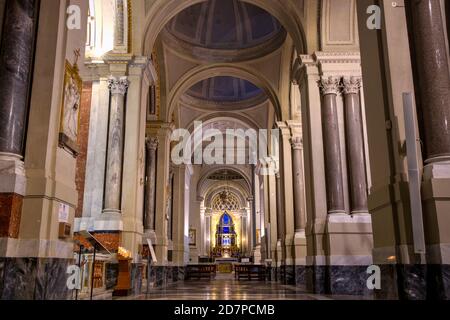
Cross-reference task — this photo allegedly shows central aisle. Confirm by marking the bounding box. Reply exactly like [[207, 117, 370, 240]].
[[121, 273, 371, 300]]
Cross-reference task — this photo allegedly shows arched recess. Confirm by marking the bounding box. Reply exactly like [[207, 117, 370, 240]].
[[185, 113, 262, 133], [197, 166, 252, 200], [167, 64, 283, 122], [141, 0, 308, 58], [204, 185, 249, 210]]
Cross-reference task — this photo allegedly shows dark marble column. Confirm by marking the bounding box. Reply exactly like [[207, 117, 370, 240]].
[[144, 137, 158, 231], [319, 76, 346, 214], [408, 0, 450, 162], [291, 136, 306, 231], [343, 76, 368, 214], [0, 0, 39, 156], [103, 77, 129, 215]]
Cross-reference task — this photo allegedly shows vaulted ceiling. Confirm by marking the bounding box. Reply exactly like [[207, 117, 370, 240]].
[[166, 0, 285, 50], [186, 76, 264, 103]]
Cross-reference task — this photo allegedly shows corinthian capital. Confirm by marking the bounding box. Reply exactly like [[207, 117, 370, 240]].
[[108, 76, 129, 95], [342, 76, 362, 95], [291, 136, 303, 150], [318, 76, 341, 95], [146, 137, 159, 151]]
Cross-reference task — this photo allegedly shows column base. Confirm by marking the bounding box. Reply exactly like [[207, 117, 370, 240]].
[[0, 257, 73, 300], [95, 211, 123, 231], [294, 231, 307, 286], [142, 229, 157, 244], [294, 230, 307, 263], [0, 153, 26, 239], [305, 264, 374, 296], [0, 153, 26, 195]]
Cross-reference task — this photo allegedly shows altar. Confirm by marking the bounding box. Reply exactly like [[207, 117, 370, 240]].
[[211, 212, 241, 260], [215, 258, 238, 273]]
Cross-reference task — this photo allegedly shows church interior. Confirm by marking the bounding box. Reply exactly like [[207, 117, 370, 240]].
[[0, 0, 450, 301]]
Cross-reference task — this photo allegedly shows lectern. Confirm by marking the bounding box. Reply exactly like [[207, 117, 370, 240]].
[[78, 231, 112, 300]]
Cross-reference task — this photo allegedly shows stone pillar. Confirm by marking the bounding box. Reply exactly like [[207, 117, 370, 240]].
[[275, 173, 286, 241], [103, 77, 129, 215], [205, 213, 211, 256], [342, 76, 368, 214], [408, 0, 450, 163], [0, 0, 39, 156], [408, 0, 450, 299], [144, 137, 158, 233], [249, 197, 256, 249], [319, 76, 346, 214], [291, 136, 306, 231], [0, 0, 39, 240]]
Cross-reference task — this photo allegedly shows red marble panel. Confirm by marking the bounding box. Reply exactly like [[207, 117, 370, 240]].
[[0, 193, 23, 238]]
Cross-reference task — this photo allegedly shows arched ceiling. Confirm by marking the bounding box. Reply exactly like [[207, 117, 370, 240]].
[[186, 76, 265, 103], [166, 0, 285, 50]]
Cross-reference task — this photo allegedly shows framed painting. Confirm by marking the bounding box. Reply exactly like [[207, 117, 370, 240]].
[[189, 229, 196, 246], [59, 60, 82, 156]]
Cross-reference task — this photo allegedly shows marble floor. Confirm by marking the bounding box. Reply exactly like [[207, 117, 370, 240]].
[[122, 274, 371, 300]]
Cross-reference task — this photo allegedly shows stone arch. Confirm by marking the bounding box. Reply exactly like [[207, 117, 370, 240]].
[[197, 166, 252, 200], [141, 0, 308, 58], [167, 64, 283, 121]]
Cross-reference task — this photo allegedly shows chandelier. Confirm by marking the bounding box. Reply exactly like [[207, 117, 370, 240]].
[[219, 190, 230, 207], [218, 182, 231, 209]]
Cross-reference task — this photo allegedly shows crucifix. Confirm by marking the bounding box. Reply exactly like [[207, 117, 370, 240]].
[[73, 48, 81, 67]]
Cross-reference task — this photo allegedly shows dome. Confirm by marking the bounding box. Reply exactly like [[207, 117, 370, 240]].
[[166, 0, 285, 50], [187, 76, 264, 103]]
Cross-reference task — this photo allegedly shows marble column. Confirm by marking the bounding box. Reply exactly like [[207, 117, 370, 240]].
[[408, 0, 450, 162], [144, 137, 158, 231], [103, 77, 129, 215], [291, 136, 306, 231], [343, 77, 368, 214], [319, 76, 346, 214], [205, 213, 211, 255], [275, 173, 286, 241], [0, 0, 39, 156], [0, 0, 38, 240], [248, 197, 256, 249]]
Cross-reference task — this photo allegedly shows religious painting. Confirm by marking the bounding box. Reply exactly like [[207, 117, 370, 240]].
[[59, 60, 82, 156], [189, 229, 196, 246]]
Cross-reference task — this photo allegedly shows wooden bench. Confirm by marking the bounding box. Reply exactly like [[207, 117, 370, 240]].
[[235, 264, 266, 281], [186, 264, 217, 280]]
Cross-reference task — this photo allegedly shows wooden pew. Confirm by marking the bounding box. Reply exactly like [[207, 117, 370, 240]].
[[186, 264, 217, 280], [235, 264, 266, 281]]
